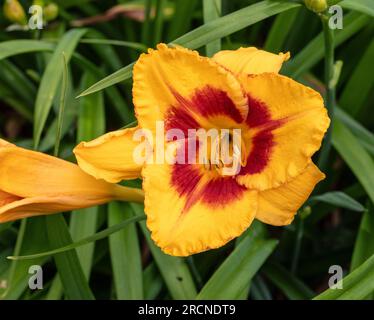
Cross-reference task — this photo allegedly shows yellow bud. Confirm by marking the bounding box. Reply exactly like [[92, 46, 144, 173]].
[[3, 0, 27, 25], [43, 2, 59, 21], [304, 0, 328, 13]]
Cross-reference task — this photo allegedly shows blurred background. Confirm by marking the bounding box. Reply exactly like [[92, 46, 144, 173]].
[[0, 0, 373, 300]]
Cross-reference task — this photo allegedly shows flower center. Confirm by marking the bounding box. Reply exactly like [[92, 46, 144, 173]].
[[201, 129, 247, 177]]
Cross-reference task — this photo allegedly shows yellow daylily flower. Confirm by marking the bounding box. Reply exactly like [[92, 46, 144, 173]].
[[0, 139, 144, 223], [74, 44, 330, 256]]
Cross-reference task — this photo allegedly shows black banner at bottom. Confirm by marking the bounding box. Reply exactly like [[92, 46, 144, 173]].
[[0, 300, 371, 318]]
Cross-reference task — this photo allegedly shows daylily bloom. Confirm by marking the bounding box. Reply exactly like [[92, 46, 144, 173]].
[[0, 139, 144, 223], [74, 44, 330, 256]]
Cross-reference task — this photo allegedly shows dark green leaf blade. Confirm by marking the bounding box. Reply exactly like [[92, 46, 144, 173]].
[[332, 120, 374, 203], [197, 236, 278, 300], [312, 191, 365, 212], [109, 202, 143, 299], [78, 0, 300, 97], [33, 29, 87, 149]]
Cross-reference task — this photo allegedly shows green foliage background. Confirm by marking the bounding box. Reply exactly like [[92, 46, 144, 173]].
[[0, 0, 373, 300]]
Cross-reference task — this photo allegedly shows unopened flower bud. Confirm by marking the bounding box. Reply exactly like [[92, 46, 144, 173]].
[[3, 0, 27, 25], [304, 0, 328, 13], [300, 206, 312, 220], [44, 2, 59, 21]]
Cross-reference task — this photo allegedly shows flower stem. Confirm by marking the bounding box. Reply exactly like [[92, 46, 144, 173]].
[[54, 52, 68, 157], [318, 14, 336, 170], [291, 217, 304, 274]]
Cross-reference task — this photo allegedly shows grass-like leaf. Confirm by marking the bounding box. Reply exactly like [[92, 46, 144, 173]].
[[203, 0, 222, 57], [109, 202, 143, 299], [314, 252, 374, 300], [131, 203, 197, 300], [311, 191, 365, 212], [78, 0, 300, 97], [263, 262, 314, 300], [197, 235, 278, 299], [283, 12, 370, 78], [335, 107, 374, 156], [340, 39, 374, 116], [341, 0, 374, 17], [332, 120, 374, 204], [33, 29, 87, 149], [0, 40, 54, 60], [45, 215, 94, 300], [351, 203, 374, 274], [8, 215, 145, 261]]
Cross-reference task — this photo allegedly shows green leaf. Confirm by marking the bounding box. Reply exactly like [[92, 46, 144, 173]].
[[131, 203, 197, 300], [46, 215, 94, 300], [335, 107, 374, 156], [203, 0, 222, 57], [78, 0, 300, 97], [263, 262, 314, 300], [332, 119, 374, 204], [351, 203, 374, 272], [143, 262, 164, 300], [77, 72, 105, 141], [153, 0, 166, 46], [109, 202, 143, 299], [340, 39, 374, 116], [8, 215, 145, 261], [46, 276, 63, 300], [37, 60, 78, 153], [0, 60, 36, 106], [1, 218, 49, 300], [340, 0, 374, 18], [311, 191, 365, 212], [172, 0, 300, 50], [0, 86, 33, 121], [264, 7, 300, 52], [53, 52, 68, 157], [77, 63, 134, 99], [167, 0, 198, 41], [314, 252, 374, 300], [80, 38, 147, 52], [72, 53, 134, 123], [283, 12, 370, 78], [33, 29, 87, 149], [250, 275, 272, 300], [69, 209, 98, 281], [196, 235, 278, 300], [0, 40, 54, 60], [141, 0, 153, 46]]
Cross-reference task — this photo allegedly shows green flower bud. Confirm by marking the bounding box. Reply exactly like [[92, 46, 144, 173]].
[[300, 206, 312, 220], [3, 0, 27, 25], [43, 2, 59, 21], [304, 0, 328, 13]]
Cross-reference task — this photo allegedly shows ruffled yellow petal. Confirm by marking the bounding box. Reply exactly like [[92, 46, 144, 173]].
[[142, 162, 257, 256], [237, 73, 330, 191], [256, 163, 325, 226], [74, 127, 143, 183], [212, 47, 290, 76], [0, 141, 144, 223], [133, 43, 248, 133]]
